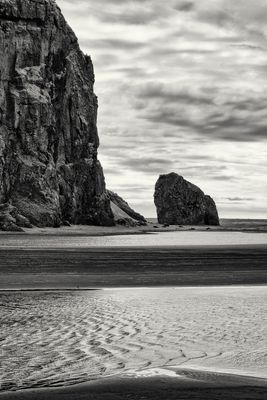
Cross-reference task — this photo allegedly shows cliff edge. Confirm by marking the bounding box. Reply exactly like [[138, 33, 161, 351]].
[[0, 0, 114, 230]]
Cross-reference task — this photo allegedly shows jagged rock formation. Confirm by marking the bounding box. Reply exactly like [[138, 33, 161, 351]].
[[0, 0, 115, 229], [107, 190, 146, 226], [0, 203, 32, 231], [154, 173, 220, 226]]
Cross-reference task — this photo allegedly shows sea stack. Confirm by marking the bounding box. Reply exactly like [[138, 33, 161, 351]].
[[154, 173, 220, 226], [0, 0, 115, 229]]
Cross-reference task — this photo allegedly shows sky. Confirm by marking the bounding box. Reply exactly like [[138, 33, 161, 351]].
[[57, 0, 267, 219]]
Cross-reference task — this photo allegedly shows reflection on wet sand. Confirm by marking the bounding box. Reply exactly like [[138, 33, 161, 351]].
[[0, 286, 266, 392]]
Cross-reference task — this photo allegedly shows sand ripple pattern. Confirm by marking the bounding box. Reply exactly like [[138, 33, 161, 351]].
[[0, 286, 266, 391]]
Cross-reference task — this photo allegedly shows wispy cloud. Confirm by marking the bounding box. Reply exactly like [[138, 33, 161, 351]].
[[57, 0, 267, 218]]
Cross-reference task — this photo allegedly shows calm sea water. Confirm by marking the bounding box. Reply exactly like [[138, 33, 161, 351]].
[[0, 231, 267, 248], [0, 286, 266, 391]]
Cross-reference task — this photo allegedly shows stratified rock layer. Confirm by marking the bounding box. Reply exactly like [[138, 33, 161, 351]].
[[0, 0, 114, 228], [154, 173, 220, 226], [107, 190, 146, 226]]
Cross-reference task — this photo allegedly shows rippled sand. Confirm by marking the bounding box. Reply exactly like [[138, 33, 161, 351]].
[[0, 286, 266, 392]]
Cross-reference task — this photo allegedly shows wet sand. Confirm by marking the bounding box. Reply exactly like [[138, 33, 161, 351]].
[[1, 368, 267, 400], [1, 227, 266, 398], [1, 286, 266, 389], [0, 245, 267, 289]]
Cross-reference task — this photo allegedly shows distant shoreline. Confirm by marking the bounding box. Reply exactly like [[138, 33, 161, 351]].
[[1, 218, 267, 237], [1, 283, 267, 292]]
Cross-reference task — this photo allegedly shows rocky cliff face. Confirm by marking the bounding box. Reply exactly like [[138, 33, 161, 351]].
[[154, 173, 220, 226], [107, 190, 146, 226], [0, 0, 114, 229]]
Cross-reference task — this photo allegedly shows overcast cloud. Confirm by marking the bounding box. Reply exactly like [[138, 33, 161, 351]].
[[58, 0, 267, 218]]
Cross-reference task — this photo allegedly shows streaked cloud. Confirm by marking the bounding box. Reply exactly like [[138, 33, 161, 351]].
[[57, 0, 267, 218]]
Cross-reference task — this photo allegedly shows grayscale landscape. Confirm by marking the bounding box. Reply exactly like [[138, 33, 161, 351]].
[[0, 0, 266, 399]]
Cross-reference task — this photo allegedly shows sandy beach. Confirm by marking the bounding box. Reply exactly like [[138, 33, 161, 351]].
[[1, 368, 267, 400], [0, 220, 267, 289], [0, 219, 267, 237], [1, 226, 266, 399], [0, 245, 267, 289], [1, 285, 266, 396], [1, 0, 266, 398]]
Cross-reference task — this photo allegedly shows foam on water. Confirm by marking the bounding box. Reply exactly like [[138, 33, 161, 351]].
[[0, 286, 266, 391]]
